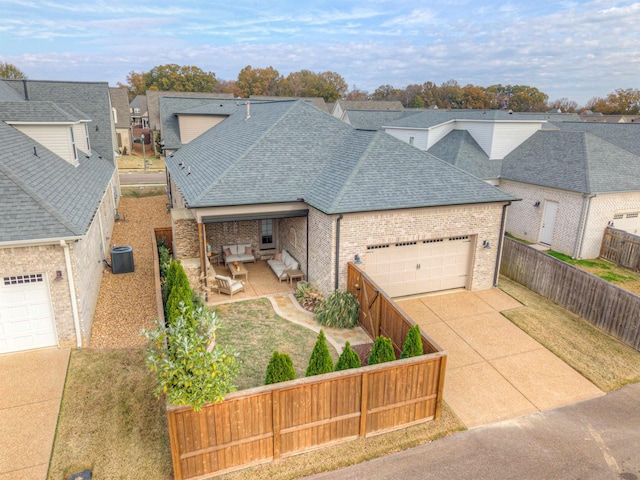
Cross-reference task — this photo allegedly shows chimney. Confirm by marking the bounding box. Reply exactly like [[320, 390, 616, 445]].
[[246, 101, 251, 120]]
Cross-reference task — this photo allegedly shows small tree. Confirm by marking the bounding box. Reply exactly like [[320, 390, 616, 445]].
[[306, 330, 334, 376], [400, 325, 423, 359], [368, 336, 395, 365], [143, 305, 239, 411], [165, 287, 194, 326], [265, 351, 296, 385], [335, 341, 362, 371], [164, 260, 179, 305]]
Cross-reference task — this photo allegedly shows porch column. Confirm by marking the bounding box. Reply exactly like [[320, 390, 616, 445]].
[[198, 221, 207, 300]]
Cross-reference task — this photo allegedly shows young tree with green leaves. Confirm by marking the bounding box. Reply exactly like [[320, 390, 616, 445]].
[[265, 351, 296, 385], [400, 325, 423, 359], [335, 341, 362, 371], [368, 336, 396, 365], [306, 330, 334, 376], [143, 305, 239, 411]]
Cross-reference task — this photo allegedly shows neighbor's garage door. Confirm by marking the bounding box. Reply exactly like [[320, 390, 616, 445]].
[[364, 236, 473, 297], [0, 274, 57, 354]]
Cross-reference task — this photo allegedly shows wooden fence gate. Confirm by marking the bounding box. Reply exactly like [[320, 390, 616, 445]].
[[600, 227, 640, 271]]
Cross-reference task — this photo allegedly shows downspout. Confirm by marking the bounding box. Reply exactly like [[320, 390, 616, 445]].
[[97, 207, 107, 260], [493, 202, 511, 287], [60, 240, 82, 348], [577, 194, 597, 259], [306, 214, 309, 281], [334, 214, 343, 290], [573, 193, 595, 259]]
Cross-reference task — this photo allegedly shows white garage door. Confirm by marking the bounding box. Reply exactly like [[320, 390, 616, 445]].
[[364, 236, 473, 297], [0, 274, 57, 354]]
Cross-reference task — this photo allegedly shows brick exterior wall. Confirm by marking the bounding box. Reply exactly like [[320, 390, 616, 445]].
[[499, 180, 584, 256], [277, 217, 307, 273], [205, 221, 260, 256], [71, 174, 118, 343], [305, 203, 505, 295], [172, 208, 199, 259], [500, 180, 640, 259], [0, 245, 73, 346]]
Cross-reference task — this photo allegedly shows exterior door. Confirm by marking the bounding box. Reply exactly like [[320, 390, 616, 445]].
[[364, 236, 472, 297], [0, 274, 57, 353], [540, 201, 558, 245]]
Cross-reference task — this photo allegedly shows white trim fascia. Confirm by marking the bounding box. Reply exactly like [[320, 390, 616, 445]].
[[0, 235, 85, 249]]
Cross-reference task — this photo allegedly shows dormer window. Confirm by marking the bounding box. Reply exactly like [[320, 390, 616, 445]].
[[70, 127, 78, 162]]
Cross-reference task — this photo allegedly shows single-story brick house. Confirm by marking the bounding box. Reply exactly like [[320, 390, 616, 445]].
[[0, 79, 119, 353], [379, 110, 640, 258], [163, 99, 516, 297]]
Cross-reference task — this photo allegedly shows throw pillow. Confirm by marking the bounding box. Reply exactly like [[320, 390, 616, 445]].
[[224, 247, 232, 257], [245, 246, 252, 254], [274, 252, 282, 261]]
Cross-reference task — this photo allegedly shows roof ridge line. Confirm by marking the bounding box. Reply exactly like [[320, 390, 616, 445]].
[[326, 130, 380, 212], [0, 158, 82, 235], [193, 101, 299, 205]]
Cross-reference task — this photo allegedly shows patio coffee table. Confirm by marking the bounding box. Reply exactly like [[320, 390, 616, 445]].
[[285, 269, 305, 285], [228, 263, 248, 281]]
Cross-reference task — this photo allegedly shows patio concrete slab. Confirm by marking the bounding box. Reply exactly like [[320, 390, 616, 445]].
[[444, 363, 537, 427], [491, 349, 604, 411], [472, 288, 523, 312], [421, 291, 494, 321], [423, 322, 484, 369], [446, 311, 543, 360], [0, 348, 69, 480], [394, 299, 442, 326]]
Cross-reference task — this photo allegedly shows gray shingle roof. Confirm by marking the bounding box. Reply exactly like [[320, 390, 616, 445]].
[[335, 100, 405, 113], [0, 121, 115, 242], [160, 97, 240, 150], [344, 110, 418, 131], [551, 122, 640, 156], [427, 130, 502, 179], [3, 80, 117, 162], [385, 109, 580, 129], [0, 101, 88, 123], [249, 95, 328, 112], [109, 87, 131, 129], [166, 100, 515, 214], [146, 91, 234, 131], [501, 130, 640, 194]]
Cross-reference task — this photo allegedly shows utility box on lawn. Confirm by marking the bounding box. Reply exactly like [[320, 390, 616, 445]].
[[111, 246, 134, 274]]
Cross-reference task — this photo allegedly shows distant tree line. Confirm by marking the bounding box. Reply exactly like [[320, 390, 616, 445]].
[[2, 61, 638, 114]]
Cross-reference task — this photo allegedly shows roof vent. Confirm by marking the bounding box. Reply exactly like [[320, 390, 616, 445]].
[[187, 166, 191, 175], [33, 146, 38, 156], [246, 101, 251, 120]]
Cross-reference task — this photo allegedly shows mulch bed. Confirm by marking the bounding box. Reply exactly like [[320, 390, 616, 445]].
[[90, 195, 171, 348], [351, 342, 374, 366]]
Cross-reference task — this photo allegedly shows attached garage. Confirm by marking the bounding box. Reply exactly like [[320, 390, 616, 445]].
[[0, 274, 57, 354], [364, 236, 474, 297]]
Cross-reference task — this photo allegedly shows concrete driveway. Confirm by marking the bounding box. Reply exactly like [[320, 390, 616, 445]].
[[396, 289, 604, 427], [0, 348, 69, 479]]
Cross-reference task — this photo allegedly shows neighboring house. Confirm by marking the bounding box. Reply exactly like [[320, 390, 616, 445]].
[[164, 99, 516, 298], [579, 112, 640, 123], [109, 87, 132, 154], [378, 109, 640, 258], [331, 100, 405, 122], [0, 79, 119, 354], [130, 94, 148, 128]]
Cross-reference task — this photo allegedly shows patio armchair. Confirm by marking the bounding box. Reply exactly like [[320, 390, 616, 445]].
[[215, 275, 245, 297]]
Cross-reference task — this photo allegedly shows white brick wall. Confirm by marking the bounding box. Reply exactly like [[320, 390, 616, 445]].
[[500, 180, 640, 258]]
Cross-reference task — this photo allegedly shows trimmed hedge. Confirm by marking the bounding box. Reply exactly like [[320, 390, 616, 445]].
[[265, 351, 296, 385]]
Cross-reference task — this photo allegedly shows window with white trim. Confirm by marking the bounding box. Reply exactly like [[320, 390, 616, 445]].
[[85, 123, 91, 154], [70, 127, 78, 162], [260, 219, 275, 249]]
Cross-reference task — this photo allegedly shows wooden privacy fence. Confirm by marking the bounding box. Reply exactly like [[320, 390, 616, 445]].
[[154, 226, 173, 254], [500, 237, 640, 350], [600, 227, 640, 272], [164, 263, 446, 480]]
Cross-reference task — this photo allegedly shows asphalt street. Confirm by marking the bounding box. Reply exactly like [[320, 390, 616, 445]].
[[307, 383, 640, 480], [119, 171, 165, 184]]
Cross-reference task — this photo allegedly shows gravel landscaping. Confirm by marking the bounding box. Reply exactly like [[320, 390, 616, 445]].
[[90, 195, 171, 348]]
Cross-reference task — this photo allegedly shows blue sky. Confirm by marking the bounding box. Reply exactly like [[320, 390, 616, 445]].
[[1, 0, 638, 105]]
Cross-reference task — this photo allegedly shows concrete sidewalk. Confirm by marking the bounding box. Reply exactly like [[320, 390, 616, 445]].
[[0, 348, 69, 479], [397, 289, 604, 427]]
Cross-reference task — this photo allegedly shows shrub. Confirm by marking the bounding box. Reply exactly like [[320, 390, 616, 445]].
[[164, 261, 179, 307], [306, 330, 334, 376], [335, 341, 362, 371], [158, 245, 170, 280], [400, 325, 423, 359], [314, 290, 359, 328], [143, 305, 240, 411], [265, 351, 296, 385], [368, 336, 396, 365], [166, 287, 194, 327]]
